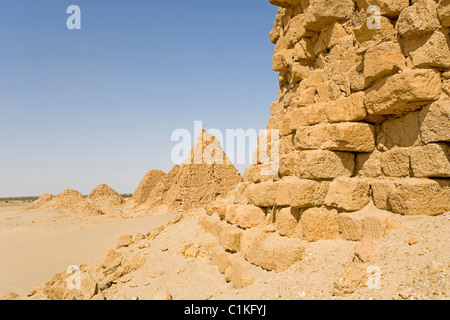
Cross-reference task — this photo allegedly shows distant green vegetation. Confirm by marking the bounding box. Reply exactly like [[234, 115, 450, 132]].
[[121, 194, 133, 198], [0, 196, 38, 203]]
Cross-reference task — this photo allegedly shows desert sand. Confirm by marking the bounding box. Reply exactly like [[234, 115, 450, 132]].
[[0, 203, 172, 296]]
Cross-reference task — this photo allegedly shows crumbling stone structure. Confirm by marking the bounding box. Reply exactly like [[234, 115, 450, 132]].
[[199, 0, 450, 287]]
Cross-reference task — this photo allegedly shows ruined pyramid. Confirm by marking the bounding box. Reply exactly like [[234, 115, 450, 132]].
[[146, 130, 243, 211], [131, 169, 166, 207]]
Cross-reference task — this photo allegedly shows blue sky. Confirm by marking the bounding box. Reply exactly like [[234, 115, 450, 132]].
[[0, 0, 278, 197]]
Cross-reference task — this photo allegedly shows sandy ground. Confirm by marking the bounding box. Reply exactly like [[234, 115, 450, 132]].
[[0, 203, 172, 296]]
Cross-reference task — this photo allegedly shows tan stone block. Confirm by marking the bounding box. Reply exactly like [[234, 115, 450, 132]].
[[117, 234, 133, 248], [356, 150, 382, 178], [243, 164, 278, 183], [273, 49, 294, 72], [386, 179, 450, 215], [198, 214, 224, 237], [275, 176, 328, 208], [217, 250, 232, 274], [381, 148, 412, 177], [338, 209, 393, 241], [304, 0, 355, 31], [403, 31, 450, 68], [438, 0, 450, 27], [275, 207, 302, 238], [225, 204, 266, 229], [355, 0, 409, 18], [227, 254, 259, 289], [281, 150, 355, 179], [324, 92, 367, 123], [300, 207, 340, 241], [364, 41, 406, 81], [419, 100, 450, 144], [219, 223, 243, 253], [353, 16, 397, 45], [295, 122, 375, 152], [410, 144, 450, 178], [378, 110, 422, 149], [325, 178, 371, 211], [313, 21, 347, 56], [364, 69, 441, 115], [398, 0, 440, 38], [244, 181, 277, 207], [241, 229, 306, 272]]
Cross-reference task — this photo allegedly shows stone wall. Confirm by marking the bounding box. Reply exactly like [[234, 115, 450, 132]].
[[198, 0, 449, 281]]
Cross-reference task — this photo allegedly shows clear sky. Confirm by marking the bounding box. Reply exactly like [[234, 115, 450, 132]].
[[0, 0, 278, 197]]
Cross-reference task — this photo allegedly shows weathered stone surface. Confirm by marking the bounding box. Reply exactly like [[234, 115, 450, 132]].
[[198, 214, 223, 237], [304, 0, 355, 31], [225, 204, 266, 229], [355, 0, 409, 18], [295, 122, 375, 152], [364, 69, 441, 115], [378, 111, 422, 148], [275, 176, 328, 208], [241, 229, 306, 272], [338, 207, 393, 241], [244, 181, 277, 207], [324, 92, 367, 123], [275, 207, 302, 238], [381, 148, 411, 177], [354, 240, 377, 263], [219, 224, 243, 253], [117, 234, 133, 248], [356, 150, 383, 178], [403, 31, 450, 68], [279, 150, 355, 179], [269, 0, 302, 8], [300, 207, 339, 241], [244, 164, 278, 183], [398, 0, 440, 38], [333, 262, 369, 295], [410, 144, 450, 178], [227, 254, 260, 289], [313, 22, 347, 56], [419, 100, 450, 144], [438, 0, 450, 27], [364, 41, 406, 82], [273, 49, 294, 72], [325, 178, 371, 211], [282, 103, 327, 135], [371, 178, 450, 215], [353, 16, 397, 46]]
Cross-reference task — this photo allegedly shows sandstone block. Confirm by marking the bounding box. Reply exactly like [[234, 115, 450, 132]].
[[244, 164, 278, 183], [300, 207, 339, 241], [364, 69, 441, 115], [398, 0, 440, 38], [275, 207, 302, 238], [387, 179, 450, 215], [355, 0, 409, 18], [280, 150, 355, 179], [295, 122, 375, 152], [403, 31, 450, 68], [304, 0, 355, 31], [378, 110, 422, 148], [275, 176, 328, 208], [325, 178, 371, 211], [324, 92, 367, 123], [364, 41, 406, 81], [219, 223, 244, 253], [381, 148, 411, 177], [244, 181, 277, 207], [227, 254, 260, 289], [410, 144, 450, 178], [225, 204, 266, 229], [338, 209, 393, 241], [273, 49, 294, 72], [356, 150, 383, 178], [438, 0, 450, 26], [241, 229, 306, 272], [198, 214, 223, 237], [117, 234, 133, 248], [419, 100, 450, 144]]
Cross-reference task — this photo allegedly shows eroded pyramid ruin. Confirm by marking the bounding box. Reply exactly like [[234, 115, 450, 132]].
[[198, 0, 450, 282], [146, 130, 243, 211]]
